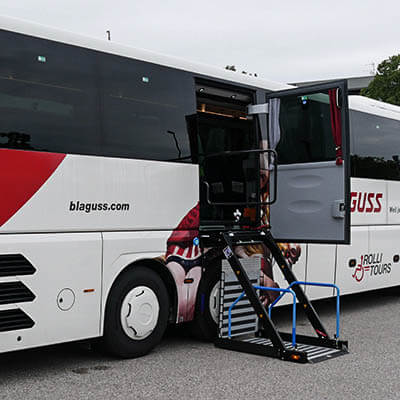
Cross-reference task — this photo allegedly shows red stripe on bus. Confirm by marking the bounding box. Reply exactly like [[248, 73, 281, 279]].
[[0, 149, 65, 226]]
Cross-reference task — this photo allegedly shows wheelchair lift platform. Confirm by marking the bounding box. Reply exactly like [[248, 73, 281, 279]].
[[208, 229, 348, 364]]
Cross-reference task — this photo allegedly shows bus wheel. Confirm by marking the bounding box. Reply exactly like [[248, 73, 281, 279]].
[[102, 266, 169, 358], [192, 266, 220, 341]]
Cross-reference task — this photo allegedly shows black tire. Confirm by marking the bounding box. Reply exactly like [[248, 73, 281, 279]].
[[191, 265, 220, 341], [102, 266, 169, 358]]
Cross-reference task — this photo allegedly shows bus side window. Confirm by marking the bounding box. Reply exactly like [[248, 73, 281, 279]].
[[350, 110, 400, 180], [99, 55, 196, 162], [0, 29, 100, 156]]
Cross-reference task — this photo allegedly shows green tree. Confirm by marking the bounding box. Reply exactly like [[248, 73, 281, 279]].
[[361, 54, 400, 106]]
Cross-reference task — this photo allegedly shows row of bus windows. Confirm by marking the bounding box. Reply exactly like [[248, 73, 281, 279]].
[[0, 29, 196, 161], [0, 30, 399, 180]]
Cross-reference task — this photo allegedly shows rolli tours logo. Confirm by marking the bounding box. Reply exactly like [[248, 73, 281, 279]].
[[350, 253, 391, 282]]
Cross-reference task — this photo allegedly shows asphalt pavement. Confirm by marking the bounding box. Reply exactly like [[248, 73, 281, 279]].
[[0, 287, 399, 400]]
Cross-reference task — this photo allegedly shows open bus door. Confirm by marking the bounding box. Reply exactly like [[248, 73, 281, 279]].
[[192, 80, 349, 243], [193, 81, 350, 362], [251, 81, 350, 244], [188, 83, 261, 230]]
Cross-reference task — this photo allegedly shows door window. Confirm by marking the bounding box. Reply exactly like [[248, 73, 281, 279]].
[[274, 93, 336, 164]]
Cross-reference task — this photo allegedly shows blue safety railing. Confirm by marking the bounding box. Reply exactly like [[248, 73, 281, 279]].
[[268, 281, 341, 339], [228, 286, 297, 347]]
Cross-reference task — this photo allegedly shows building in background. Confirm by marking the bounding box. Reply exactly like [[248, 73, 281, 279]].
[[291, 75, 374, 95]]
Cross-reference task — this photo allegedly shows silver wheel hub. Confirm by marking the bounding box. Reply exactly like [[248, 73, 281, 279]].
[[121, 286, 159, 340], [209, 282, 220, 324]]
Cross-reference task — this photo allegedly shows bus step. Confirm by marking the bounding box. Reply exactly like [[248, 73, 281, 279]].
[[215, 335, 348, 363]]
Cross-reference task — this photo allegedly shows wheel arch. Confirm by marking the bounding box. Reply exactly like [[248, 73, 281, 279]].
[[131, 258, 178, 323], [101, 256, 178, 334]]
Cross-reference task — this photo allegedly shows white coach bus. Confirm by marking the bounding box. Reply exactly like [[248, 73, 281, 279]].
[[0, 16, 399, 358]]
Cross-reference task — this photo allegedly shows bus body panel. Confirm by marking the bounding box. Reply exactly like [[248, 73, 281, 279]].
[[350, 178, 387, 226], [0, 233, 102, 353], [336, 225, 400, 294], [0, 150, 199, 233], [335, 227, 369, 295], [333, 178, 400, 296], [367, 225, 400, 290], [387, 181, 400, 224], [305, 244, 336, 300]]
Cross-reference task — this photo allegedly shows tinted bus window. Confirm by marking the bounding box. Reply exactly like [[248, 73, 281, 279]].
[[99, 54, 196, 161], [350, 110, 400, 180], [275, 93, 335, 164], [0, 30, 100, 155]]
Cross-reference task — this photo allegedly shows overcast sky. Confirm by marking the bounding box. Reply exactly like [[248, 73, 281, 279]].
[[1, 0, 399, 83]]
